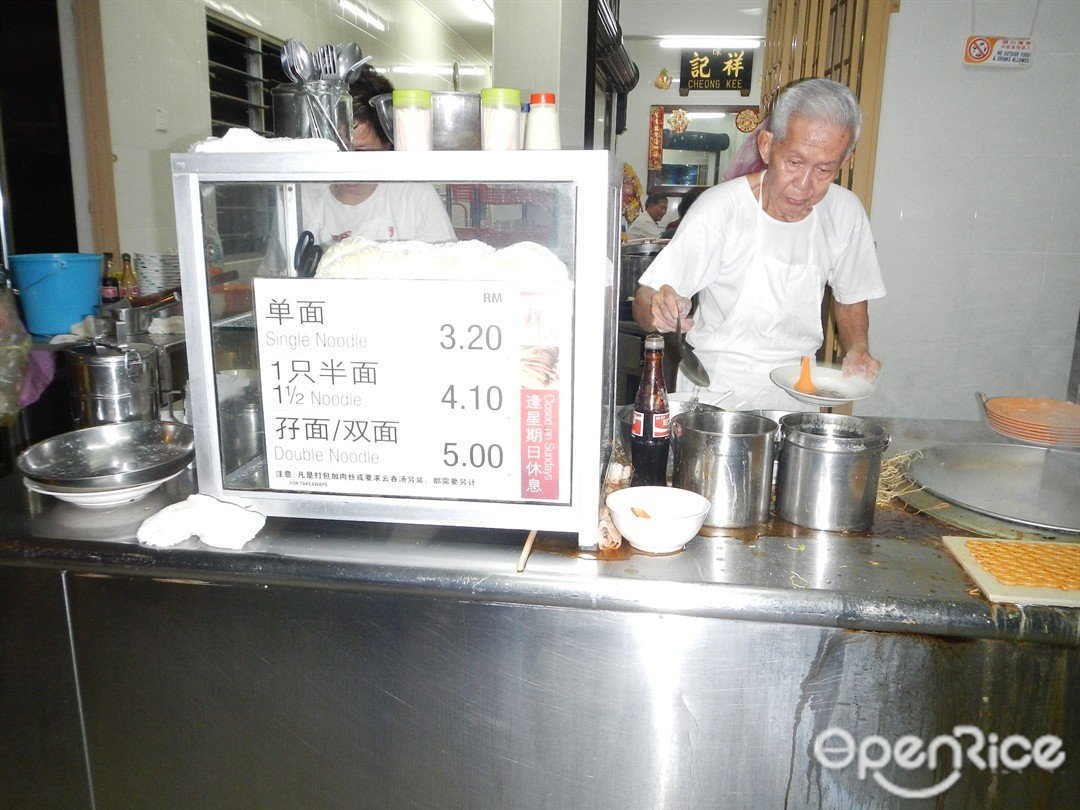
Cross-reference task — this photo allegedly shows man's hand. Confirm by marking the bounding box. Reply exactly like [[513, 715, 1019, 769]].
[[841, 344, 881, 380], [633, 284, 693, 333]]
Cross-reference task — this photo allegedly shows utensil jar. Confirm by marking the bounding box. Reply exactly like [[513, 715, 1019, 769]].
[[272, 81, 352, 149], [672, 411, 778, 528], [775, 413, 890, 532]]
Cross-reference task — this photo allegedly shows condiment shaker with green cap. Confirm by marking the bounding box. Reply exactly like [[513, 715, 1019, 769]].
[[392, 89, 433, 151], [480, 87, 522, 150]]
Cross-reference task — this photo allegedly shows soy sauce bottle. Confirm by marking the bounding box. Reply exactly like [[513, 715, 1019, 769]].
[[630, 333, 670, 486], [100, 252, 120, 303]]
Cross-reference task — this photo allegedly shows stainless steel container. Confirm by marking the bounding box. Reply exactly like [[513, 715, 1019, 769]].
[[619, 241, 665, 302], [775, 413, 891, 532], [66, 342, 161, 428], [220, 394, 264, 472], [672, 411, 778, 528], [432, 92, 481, 150]]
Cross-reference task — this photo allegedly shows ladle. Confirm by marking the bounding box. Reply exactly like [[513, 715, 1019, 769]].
[[678, 295, 711, 388]]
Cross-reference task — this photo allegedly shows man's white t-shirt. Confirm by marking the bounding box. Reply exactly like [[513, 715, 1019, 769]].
[[626, 211, 663, 239], [301, 183, 457, 246], [639, 176, 885, 318]]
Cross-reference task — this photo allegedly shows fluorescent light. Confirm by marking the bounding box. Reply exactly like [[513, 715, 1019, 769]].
[[340, 0, 387, 32], [458, 0, 494, 26], [658, 36, 761, 50], [686, 112, 727, 119]]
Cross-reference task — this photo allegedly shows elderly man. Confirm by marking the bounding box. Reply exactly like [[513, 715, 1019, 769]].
[[633, 78, 885, 410], [626, 192, 669, 239]]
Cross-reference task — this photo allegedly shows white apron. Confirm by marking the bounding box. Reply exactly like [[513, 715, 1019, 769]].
[[677, 172, 825, 411]]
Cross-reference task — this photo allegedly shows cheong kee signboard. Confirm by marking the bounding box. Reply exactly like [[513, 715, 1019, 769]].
[[679, 48, 754, 97]]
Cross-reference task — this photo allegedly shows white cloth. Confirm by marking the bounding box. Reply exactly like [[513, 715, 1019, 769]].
[[191, 127, 338, 153], [640, 175, 885, 410], [148, 315, 185, 335], [626, 212, 664, 239], [301, 183, 457, 246], [137, 494, 266, 550]]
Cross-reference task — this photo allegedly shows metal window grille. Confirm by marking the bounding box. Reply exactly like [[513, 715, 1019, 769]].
[[206, 14, 286, 256]]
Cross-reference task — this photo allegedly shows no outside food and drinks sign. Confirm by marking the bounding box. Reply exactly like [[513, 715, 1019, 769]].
[[963, 36, 1032, 67]]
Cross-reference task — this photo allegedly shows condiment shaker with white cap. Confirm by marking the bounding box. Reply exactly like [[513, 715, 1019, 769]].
[[524, 92, 561, 150]]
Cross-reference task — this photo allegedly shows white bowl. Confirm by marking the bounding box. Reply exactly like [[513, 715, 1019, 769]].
[[606, 486, 710, 554]]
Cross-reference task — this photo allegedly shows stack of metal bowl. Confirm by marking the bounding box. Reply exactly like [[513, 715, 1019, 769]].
[[17, 421, 195, 509]]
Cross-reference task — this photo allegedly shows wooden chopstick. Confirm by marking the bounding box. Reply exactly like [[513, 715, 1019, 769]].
[[516, 529, 538, 572]]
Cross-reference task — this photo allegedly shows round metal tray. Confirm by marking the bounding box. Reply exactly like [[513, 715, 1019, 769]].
[[908, 443, 1080, 534], [17, 421, 195, 490]]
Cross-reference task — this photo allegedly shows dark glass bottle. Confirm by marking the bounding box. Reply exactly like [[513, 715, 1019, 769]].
[[630, 333, 670, 487], [100, 252, 120, 303]]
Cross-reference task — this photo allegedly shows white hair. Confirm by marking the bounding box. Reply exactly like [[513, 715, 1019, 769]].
[[769, 78, 862, 156]]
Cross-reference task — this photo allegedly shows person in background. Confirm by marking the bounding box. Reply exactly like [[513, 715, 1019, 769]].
[[621, 163, 644, 234], [298, 67, 456, 247], [633, 78, 885, 410], [626, 193, 669, 239], [660, 186, 706, 239]]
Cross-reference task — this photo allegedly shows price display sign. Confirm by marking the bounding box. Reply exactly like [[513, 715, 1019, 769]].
[[252, 277, 573, 504]]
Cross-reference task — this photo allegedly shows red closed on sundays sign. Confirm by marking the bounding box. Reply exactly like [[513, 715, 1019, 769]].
[[520, 389, 559, 499]]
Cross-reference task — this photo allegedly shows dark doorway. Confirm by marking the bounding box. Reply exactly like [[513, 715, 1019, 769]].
[[0, 0, 79, 254]]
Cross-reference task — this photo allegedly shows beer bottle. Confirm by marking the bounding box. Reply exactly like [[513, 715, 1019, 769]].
[[630, 333, 670, 486], [100, 252, 120, 303], [119, 252, 140, 300]]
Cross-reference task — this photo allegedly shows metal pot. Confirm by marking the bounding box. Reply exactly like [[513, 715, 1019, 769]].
[[619, 241, 665, 302], [672, 411, 778, 528], [66, 342, 161, 428], [775, 413, 891, 532], [95, 290, 180, 342]]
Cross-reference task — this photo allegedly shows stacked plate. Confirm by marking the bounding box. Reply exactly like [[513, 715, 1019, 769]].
[[982, 396, 1080, 447], [17, 421, 195, 509], [135, 252, 181, 295]]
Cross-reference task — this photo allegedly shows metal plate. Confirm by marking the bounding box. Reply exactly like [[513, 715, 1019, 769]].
[[909, 443, 1080, 534], [17, 421, 195, 490]]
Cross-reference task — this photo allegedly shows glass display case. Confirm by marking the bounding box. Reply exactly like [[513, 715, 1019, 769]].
[[171, 150, 619, 547]]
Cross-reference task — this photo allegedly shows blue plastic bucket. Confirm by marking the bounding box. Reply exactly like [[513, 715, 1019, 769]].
[[10, 253, 103, 336]]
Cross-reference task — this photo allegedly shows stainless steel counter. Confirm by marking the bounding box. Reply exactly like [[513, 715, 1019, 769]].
[[3, 417, 1077, 809], [2, 418, 1076, 647]]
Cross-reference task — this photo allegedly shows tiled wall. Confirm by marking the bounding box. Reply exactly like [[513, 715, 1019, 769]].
[[865, 0, 1079, 419]]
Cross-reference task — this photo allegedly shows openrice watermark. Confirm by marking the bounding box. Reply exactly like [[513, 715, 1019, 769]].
[[813, 726, 1066, 799]]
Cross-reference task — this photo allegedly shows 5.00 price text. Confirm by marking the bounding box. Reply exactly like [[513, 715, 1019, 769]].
[[443, 442, 504, 469]]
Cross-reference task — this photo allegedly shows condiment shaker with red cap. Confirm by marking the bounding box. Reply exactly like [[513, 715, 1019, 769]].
[[524, 92, 561, 150]]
